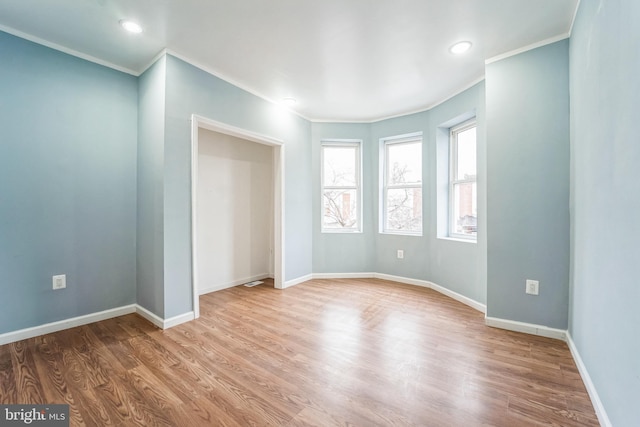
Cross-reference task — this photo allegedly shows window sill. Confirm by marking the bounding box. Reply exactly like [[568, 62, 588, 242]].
[[321, 229, 363, 234], [380, 231, 423, 237], [437, 236, 477, 244]]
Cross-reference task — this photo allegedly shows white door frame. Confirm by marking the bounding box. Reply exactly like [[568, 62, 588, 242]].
[[190, 114, 285, 319]]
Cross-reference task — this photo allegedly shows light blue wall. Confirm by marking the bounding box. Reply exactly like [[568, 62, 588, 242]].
[[311, 123, 374, 273], [569, 0, 640, 424], [370, 84, 486, 303], [429, 82, 486, 304], [486, 40, 570, 328], [3, 13, 637, 422], [312, 83, 486, 304], [0, 32, 138, 333], [137, 57, 166, 316], [163, 55, 313, 317], [0, 36, 314, 327], [371, 111, 431, 279]]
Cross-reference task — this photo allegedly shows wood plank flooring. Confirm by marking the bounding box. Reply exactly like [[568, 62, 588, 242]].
[[0, 278, 599, 426]]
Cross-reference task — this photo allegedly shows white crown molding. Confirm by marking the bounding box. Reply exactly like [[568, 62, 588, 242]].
[[569, 0, 582, 36], [0, 24, 139, 76], [163, 49, 311, 122], [138, 48, 169, 76], [143, 48, 486, 125], [310, 76, 486, 124], [485, 33, 570, 65], [1, 22, 575, 124]]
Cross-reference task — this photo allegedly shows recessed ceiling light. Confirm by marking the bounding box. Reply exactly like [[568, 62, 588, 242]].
[[449, 41, 472, 55], [281, 97, 297, 107], [119, 20, 143, 34]]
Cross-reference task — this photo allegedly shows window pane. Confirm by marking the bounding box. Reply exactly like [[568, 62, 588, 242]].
[[456, 127, 476, 180], [323, 146, 356, 187], [452, 182, 477, 236], [323, 189, 358, 229], [387, 142, 421, 185], [385, 188, 422, 232]]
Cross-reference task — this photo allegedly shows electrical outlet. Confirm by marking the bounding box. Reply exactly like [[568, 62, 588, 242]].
[[525, 279, 539, 295], [52, 274, 66, 290], [397, 250, 404, 259]]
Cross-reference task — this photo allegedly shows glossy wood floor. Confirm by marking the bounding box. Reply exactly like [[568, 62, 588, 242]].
[[0, 278, 599, 426]]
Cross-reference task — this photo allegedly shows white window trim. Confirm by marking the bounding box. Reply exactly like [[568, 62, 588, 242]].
[[380, 132, 423, 236], [321, 139, 363, 233], [449, 119, 477, 240]]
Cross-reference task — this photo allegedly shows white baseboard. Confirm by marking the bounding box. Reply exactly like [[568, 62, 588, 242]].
[[374, 272, 429, 287], [373, 273, 487, 314], [284, 271, 487, 314], [282, 273, 313, 289], [427, 280, 487, 314], [483, 318, 609, 424], [134, 305, 165, 329], [0, 275, 608, 427], [199, 273, 271, 295], [162, 311, 195, 329], [484, 316, 567, 341], [0, 304, 198, 346], [313, 272, 375, 279], [134, 305, 194, 329], [0, 304, 137, 346], [566, 333, 612, 427]]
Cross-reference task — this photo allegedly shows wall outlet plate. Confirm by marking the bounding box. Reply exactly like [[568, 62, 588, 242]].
[[526, 279, 539, 295], [397, 250, 404, 259], [52, 274, 66, 290]]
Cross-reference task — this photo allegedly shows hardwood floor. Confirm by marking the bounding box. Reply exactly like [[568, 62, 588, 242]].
[[0, 278, 599, 426]]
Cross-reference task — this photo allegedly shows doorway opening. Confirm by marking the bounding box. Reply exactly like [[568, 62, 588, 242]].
[[191, 115, 284, 319]]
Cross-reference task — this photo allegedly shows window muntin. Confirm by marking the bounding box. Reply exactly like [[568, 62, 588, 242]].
[[321, 141, 361, 232], [382, 136, 422, 235], [449, 120, 477, 239]]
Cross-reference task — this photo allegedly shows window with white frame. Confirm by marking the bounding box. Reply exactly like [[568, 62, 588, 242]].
[[382, 134, 422, 234], [449, 120, 477, 239], [321, 141, 361, 232]]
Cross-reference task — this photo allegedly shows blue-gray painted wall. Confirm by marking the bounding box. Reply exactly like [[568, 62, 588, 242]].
[[2, 19, 636, 423], [311, 122, 375, 273], [569, 0, 640, 424], [428, 83, 486, 304], [371, 111, 431, 279], [486, 40, 570, 329], [136, 54, 315, 319], [136, 56, 166, 317], [163, 55, 313, 317], [311, 82, 486, 304], [0, 32, 138, 333]]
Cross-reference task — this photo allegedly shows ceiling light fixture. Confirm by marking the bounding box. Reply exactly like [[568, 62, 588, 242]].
[[281, 97, 297, 107], [119, 20, 143, 34], [449, 41, 472, 55]]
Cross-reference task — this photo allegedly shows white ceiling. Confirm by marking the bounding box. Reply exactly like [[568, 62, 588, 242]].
[[0, 0, 578, 122]]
